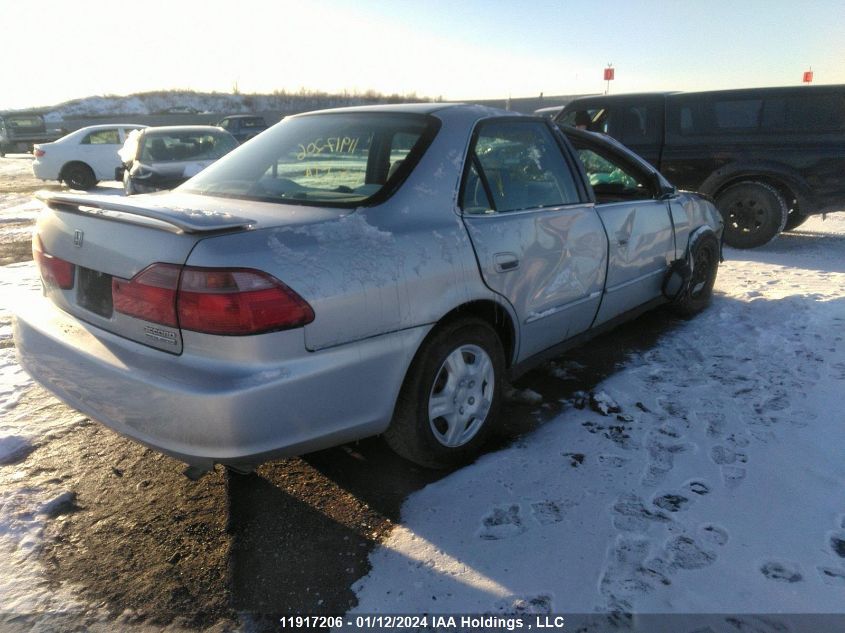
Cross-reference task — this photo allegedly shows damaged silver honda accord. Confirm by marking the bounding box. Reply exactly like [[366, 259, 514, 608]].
[[13, 103, 722, 473]]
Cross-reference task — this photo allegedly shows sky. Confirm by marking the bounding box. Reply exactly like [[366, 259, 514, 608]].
[[1, 0, 844, 110]]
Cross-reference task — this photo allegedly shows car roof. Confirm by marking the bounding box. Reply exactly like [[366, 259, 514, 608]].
[[295, 102, 519, 118], [567, 92, 678, 104], [220, 114, 264, 120], [142, 125, 227, 134], [73, 123, 148, 132]]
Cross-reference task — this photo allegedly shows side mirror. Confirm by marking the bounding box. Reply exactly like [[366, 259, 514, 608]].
[[651, 172, 676, 199]]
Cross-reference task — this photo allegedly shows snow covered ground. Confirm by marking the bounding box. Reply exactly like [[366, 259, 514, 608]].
[[350, 214, 845, 630]]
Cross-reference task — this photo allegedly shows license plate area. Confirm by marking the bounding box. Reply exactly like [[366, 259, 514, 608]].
[[77, 267, 113, 318]]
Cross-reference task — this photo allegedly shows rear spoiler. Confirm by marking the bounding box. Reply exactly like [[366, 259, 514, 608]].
[[37, 192, 256, 234]]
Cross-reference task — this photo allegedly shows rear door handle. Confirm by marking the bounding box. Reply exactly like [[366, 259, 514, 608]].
[[494, 253, 520, 272]]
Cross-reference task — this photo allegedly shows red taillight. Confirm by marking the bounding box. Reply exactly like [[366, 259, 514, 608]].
[[112, 264, 314, 335], [32, 235, 75, 289], [112, 264, 180, 327], [33, 148, 45, 158], [178, 268, 314, 335]]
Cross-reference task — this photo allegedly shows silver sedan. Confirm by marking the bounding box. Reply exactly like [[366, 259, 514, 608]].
[[13, 104, 722, 472]]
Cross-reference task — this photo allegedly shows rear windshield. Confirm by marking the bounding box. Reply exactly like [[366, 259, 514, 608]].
[[140, 131, 237, 163], [182, 112, 440, 207]]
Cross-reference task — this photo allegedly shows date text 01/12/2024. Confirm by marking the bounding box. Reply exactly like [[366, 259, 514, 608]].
[[278, 615, 568, 630]]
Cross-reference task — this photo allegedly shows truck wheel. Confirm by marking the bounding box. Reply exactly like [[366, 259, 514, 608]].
[[62, 163, 97, 190], [384, 319, 504, 469], [715, 181, 787, 249], [671, 232, 720, 317], [783, 209, 810, 231]]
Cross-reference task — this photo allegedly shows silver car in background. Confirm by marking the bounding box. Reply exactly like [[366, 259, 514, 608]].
[[13, 104, 722, 473]]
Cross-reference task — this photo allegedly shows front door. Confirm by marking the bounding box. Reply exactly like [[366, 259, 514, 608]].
[[569, 135, 675, 325]]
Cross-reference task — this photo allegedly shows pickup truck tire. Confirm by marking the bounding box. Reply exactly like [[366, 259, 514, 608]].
[[385, 318, 504, 469], [716, 181, 788, 249], [672, 232, 720, 317], [62, 162, 97, 191], [784, 209, 810, 231]]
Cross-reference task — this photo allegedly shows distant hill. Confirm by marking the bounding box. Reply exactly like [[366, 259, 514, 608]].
[[26, 89, 433, 121], [12, 89, 584, 122]]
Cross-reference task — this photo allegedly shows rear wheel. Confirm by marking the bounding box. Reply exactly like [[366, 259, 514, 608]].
[[716, 181, 787, 249], [62, 162, 97, 190], [384, 319, 504, 469]]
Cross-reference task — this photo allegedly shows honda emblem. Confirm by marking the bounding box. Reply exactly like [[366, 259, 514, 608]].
[[73, 230, 84, 247]]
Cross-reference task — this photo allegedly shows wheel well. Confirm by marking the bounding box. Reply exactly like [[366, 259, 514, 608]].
[[715, 176, 797, 212], [434, 300, 516, 367]]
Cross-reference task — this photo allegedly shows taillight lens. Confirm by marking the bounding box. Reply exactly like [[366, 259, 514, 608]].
[[112, 264, 314, 335], [33, 148, 45, 158], [32, 235, 75, 289], [112, 264, 180, 327], [178, 268, 314, 335]]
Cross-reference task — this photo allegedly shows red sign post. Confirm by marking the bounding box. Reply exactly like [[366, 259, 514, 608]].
[[604, 65, 615, 94], [803, 70, 814, 84]]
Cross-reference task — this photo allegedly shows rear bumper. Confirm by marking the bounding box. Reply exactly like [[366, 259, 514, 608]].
[[13, 292, 428, 468], [31, 159, 59, 181]]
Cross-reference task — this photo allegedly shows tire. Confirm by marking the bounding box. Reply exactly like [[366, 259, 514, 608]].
[[715, 181, 788, 249], [783, 209, 810, 231], [62, 162, 97, 190], [671, 232, 720, 317], [384, 319, 505, 469]]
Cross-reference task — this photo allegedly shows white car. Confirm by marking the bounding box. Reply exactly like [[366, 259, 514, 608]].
[[32, 124, 147, 190]]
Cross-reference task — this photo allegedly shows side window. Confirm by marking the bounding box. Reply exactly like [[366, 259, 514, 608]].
[[615, 104, 661, 144], [465, 120, 580, 214], [558, 107, 602, 130], [575, 146, 656, 203], [82, 129, 120, 145], [713, 99, 762, 130], [219, 119, 230, 130], [461, 161, 494, 214], [762, 94, 845, 132]]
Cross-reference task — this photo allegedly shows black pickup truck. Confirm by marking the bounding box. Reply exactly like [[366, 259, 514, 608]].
[[0, 112, 65, 156], [557, 85, 845, 248]]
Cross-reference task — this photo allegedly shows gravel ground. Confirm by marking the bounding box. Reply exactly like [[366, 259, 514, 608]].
[[0, 154, 684, 630]]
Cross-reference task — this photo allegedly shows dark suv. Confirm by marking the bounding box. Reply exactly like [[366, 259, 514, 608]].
[[216, 115, 269, 143], [557, 85, 845, 247]]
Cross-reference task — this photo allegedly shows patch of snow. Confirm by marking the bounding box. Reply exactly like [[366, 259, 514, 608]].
[[504, 385, 543, 405], [351, 213, 845, 622]]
